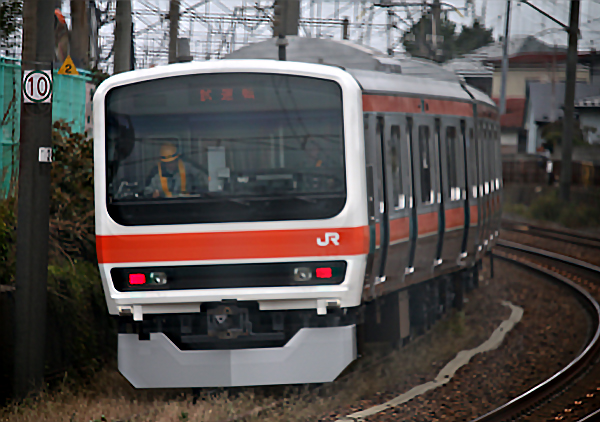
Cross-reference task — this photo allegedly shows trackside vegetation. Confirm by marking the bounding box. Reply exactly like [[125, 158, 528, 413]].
[[0, 122, 116, 402]]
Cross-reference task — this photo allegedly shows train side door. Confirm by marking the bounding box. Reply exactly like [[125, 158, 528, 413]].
[[463, 118, 480, 262], [473, 118, 485, 256], [480, 121, 491, 251], [438, 117, 465, 267], [382, 115, 412, 286], [492, 123, 503, 243], [362, 113, 389, 296], [409, 114, 438, 278], [363, 113, 382, 298]]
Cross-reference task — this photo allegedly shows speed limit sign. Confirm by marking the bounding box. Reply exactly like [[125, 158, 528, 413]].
[[22, 70, 53, 103]]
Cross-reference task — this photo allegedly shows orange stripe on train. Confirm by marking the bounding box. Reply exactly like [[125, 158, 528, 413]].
[[362, 95, 474, 117], [97, 226, 370, 264]]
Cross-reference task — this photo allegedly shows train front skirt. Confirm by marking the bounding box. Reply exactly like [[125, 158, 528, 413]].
[[118, 325, 357, 388]]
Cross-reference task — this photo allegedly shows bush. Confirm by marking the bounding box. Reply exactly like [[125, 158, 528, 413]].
[[558, 203, 600, 228], [50, 121, 95, 262], [46, 260, 115, 373], [0, 198, 16, 284], [504, 188, 600, 229], [528, 190, 562, 222]]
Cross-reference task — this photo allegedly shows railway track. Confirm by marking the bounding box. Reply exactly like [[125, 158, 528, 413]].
[[501, 220, 600, 251], [472, 232, 600, 422]]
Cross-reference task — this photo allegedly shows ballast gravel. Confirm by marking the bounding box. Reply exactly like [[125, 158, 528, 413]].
[[316, 258, 589, 422]]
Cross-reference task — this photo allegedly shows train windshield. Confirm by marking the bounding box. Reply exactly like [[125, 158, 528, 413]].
[[104, 73, 346, 225]]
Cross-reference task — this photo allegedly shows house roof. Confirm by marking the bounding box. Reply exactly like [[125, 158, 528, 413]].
[[575, 95, 600, 108], [443, 54, 494, 77], [472, 35, 567, 63], [493, 98, 526, 129]]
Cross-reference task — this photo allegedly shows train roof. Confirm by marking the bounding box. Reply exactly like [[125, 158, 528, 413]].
[[225, 36, 459, 80], [225, 36, 497, 109]]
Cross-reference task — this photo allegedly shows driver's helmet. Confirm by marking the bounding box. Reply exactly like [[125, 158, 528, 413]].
[[160, 142, 179, 163]]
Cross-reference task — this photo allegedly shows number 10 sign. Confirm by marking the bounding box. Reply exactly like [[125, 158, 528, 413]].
[[22, 70, 53, 103]]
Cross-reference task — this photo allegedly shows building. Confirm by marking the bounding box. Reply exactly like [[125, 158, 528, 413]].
[[575, 95, 600, 145], [523, 82, 600, 153], [446, 36, 591, 154]]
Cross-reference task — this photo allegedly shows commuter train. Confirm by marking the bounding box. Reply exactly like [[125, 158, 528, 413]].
[[94, 38, 501, 389]]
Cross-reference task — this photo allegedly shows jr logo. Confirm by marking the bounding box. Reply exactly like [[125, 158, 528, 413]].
[[317, 232, 340, 247]]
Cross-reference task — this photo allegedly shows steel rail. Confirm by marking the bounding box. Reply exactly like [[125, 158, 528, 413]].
[[498, 239, 600, 274], [576, 407, 600, 422], [501, 220, 600, 249], [470, 243, 600, 422]]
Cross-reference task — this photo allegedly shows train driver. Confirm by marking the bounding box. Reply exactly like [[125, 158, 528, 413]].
[[302, 136, 340, 189], [145, 142, 203, 198]]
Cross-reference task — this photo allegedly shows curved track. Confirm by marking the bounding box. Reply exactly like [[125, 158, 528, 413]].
[[472, 232, 600, 422], [501, 220, 600, 251]]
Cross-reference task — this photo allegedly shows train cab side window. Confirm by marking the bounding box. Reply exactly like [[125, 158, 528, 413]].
[[390, 125, 404, 209], [418, 125, 433, 204], [445, 126, 458, 201]]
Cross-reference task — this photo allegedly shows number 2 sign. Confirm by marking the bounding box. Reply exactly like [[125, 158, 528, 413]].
[[23, 70, 53, 103]]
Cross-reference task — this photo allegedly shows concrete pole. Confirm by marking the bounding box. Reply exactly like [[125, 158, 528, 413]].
[[499, 0, 511, 115], [14, 0, 55, 397], [432, 0, 440, 61], [113, 0, 132, 74], [169, 0, 180, 64], [559, 0, 580, 201], [70, 0, 89, 68]]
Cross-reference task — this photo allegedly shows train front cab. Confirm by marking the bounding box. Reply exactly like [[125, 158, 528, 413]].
[[94, 61, 369, 388]]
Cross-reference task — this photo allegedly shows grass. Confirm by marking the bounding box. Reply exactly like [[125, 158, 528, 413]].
[[503, 188, 600, 229]]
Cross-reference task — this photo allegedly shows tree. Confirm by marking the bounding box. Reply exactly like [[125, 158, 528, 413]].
[[0, 0, 22, 50], [541, 118, 587, 153], [402, 14, 493, 63], [401, 14, 457, 62], [455, 20, 493, 57]]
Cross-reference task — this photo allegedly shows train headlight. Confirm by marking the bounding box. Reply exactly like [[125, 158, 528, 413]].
[[149, 272, 168, 285], [293, 267, 312, 282]]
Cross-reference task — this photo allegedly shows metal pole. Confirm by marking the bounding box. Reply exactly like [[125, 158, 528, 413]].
[[113, 0, 132, 74], [386, 9, 393, 56], [277, 33, 287, 61], [559, 0, 580, 202], [14, 0, 54, 398], [169, 0, 180, 64], [499, 0, 511, 115]]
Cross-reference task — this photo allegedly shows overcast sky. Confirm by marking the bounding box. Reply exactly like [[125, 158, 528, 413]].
[[84, 0, 600, 72]]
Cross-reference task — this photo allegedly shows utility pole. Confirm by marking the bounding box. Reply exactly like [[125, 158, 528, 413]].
[[499, 0, 511, 115], [431, 0, 441, 61], [168, 0, 180, 64], [70, 0, 89, 68], [559, 0, 580, 201], [14, 0, 55, 398], [113, 0, 132, 74]]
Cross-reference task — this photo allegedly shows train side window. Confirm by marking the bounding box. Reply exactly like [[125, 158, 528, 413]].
[[418, 125, 433, 204], [390, 125, 405, 209], [446, 126, 458, 201], [469, 127, 477, 199]]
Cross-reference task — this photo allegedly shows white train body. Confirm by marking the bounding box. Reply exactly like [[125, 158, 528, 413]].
[[94, 53, 501, 388]]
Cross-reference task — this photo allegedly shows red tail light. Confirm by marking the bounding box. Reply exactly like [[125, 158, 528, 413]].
[[129, 273, 146, 285], [315, 267, 332, 279]]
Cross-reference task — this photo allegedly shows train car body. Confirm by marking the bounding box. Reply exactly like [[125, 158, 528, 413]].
[[94, 45, 501, 388]]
